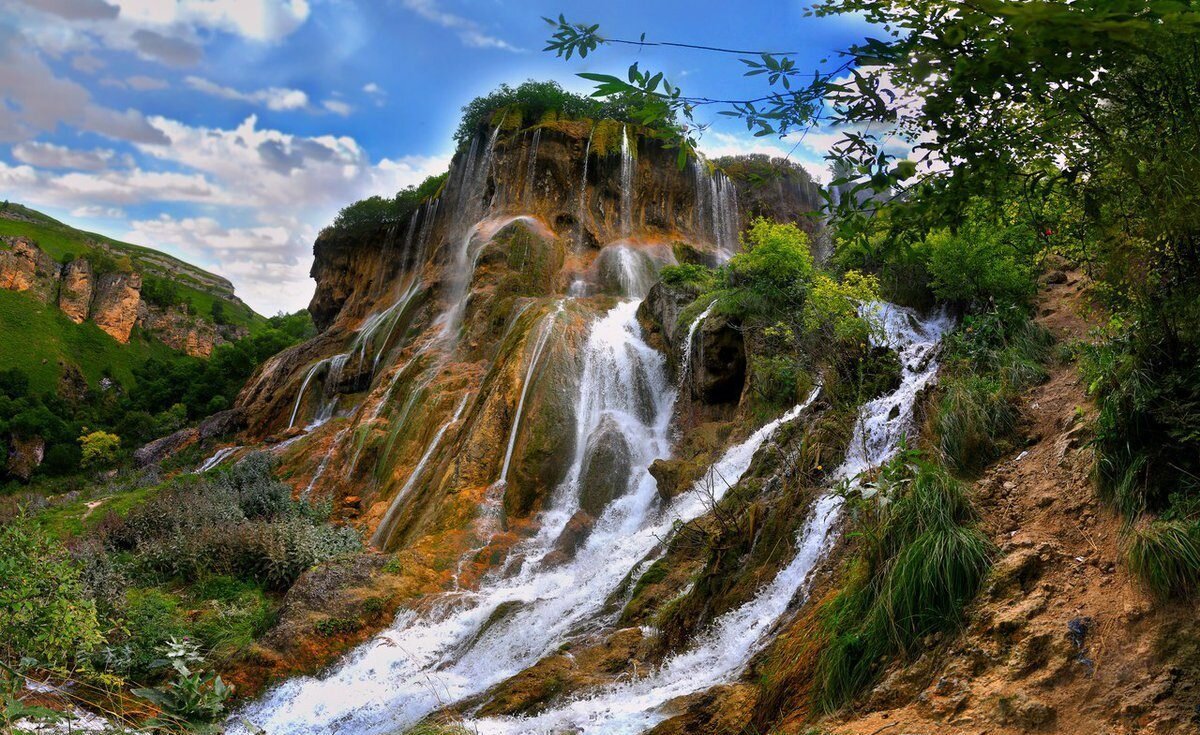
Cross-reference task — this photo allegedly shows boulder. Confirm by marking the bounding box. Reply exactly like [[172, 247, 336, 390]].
[[6, 435, 45, 481], [649, 458, 684, 502], [637, 280, 700, 353], [198, 408, 246, 441], [578, 415, 633, 517], [689, 313, 746, 405], [134, 426, 198, 467]]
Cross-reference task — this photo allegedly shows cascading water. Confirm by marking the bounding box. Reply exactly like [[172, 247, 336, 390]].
[[465, 303, 952, 734], [677, 298, 717, 388], [230, 296, 831, 735], [371, 392, 472, 549], [497, 302, 563, 486], [620, 125, 635, 237], [576, 125, 594, 251], [194, 445, 240, 473], [597, 243, 658, 299], [523, 128, 541, 207]]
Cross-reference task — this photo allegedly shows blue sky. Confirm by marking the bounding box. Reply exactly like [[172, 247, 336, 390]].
[[0, 0, 872, 313]]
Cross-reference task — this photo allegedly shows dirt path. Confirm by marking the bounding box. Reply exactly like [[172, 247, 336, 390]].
[[825, 273, 1199, 734]]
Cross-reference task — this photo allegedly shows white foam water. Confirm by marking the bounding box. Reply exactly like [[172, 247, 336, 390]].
[[464, 304, 950, 734], [229, 297, 820, 735], [677, 298, 717, 388]]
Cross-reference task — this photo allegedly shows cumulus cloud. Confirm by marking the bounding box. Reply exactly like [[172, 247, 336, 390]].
[[399, 0, 520, 51], [0, 160, 222, 207], [185, 76, 309, 111], [126, 75, 168, 90], [71, 205, 126, 218], [0, 33, 167, 144], [15, 0, 119, 20], [124, 214, 316, 312], [111, 0, 311, 42], [71, 53, 106, 73], [12, 141, 122, 170], [131, 28, 203, 66], [322, 99, 352, 116]]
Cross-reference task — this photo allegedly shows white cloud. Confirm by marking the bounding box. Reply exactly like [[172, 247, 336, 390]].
[[71, 205, 126, 218], [699, 130, 832, 183], [399, 0, 520, 52], [124, 214, 316, 312], [322, 99, 352, 116], [185, 76, 309, 111], [127, 74, 169, 91], [15, 0, 119, 21], [71, 53, 106, 73], [12, 141, 122, 170], [111, 0, 311, 42], [0, 160, 223, 206], [0, 33, 167, 144]]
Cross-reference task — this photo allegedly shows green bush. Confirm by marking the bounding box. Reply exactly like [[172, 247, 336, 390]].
[[454, 80, 641, 145], [932, 306, 1052, 473], [659, 263, 715, 290], [327, 173, 448, 235], [924, 228, 1035, 309], [0, 516, 102, 666], [1125, 520, 1200, 598], [815, 457, 993, 711]]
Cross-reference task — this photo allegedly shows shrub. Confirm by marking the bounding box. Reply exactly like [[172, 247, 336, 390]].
[[454, 80, 641, 145], [659, 263, 715, 290], [815, 457, 993, 711], [79, 430, 121, 469], [924, 228, 1035, 309], [1125, 520, 1200, 598], [0, 516, 102, 666], [118, 588, 188, 677], [729, 219, 813, 300]]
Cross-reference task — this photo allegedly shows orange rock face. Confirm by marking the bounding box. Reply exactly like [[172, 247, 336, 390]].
[[90, 272, 142, 343], [0, 237, 59, 302], [58, 258, 94, 324]]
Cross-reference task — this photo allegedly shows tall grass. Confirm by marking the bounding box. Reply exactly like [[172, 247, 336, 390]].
[[1125, 520, 1200, 598], [932, 306, 1052, 473], [815, 458, 993, 711]]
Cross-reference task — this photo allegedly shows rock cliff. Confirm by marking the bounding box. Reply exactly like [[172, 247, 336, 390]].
[[0, 235, 247, 355]]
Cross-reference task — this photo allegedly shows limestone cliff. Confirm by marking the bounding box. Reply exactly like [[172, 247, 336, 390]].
[[0, 235, 248, 356]]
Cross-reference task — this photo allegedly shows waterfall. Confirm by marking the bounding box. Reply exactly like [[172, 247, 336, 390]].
[[287, 357, 332, 428], [497, 302, 562, 486], [194, 445, 239, 473], [620, 125, 635, 236], [576, 125, 594, 250], [230, 297, 830, 735], [523, 128, 541, 206], [464, 304, 952, 735], [710, 171, 741, 260], [677, 298, 717, 388], [597, 243, 658, 299], [371, 392, 471, 549]]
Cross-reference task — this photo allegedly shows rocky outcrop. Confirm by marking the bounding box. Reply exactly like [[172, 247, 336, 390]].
[[688, 313, 746, 404], [139, 303, 218, 357], [199, 408, 246, 441], [0, 237, 59, 302], [58, 258, 94, 323], [6, 435, 45, 481], [638, 281, 702, 354], [90, 272, 142, 343], [133, 426, 198, 467], [2, 236, 246, 356]]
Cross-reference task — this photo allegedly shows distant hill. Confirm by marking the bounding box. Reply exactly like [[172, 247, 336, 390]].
[[0, 201, 265, 392]]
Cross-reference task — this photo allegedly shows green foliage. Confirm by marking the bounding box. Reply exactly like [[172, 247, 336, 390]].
[[924, 228, 1036, 310], [1125, 520, 1200, 599], [932, 306, 1052, 473], [132, 638, 233, 724], [79, 430, 121, 470], [102, 452, 361, 590], [327, 172, 448, 235], [313, 616, 361, 637], [141, 276, 183, 309], [454, 80, 644, 146], [803, 271, 880, 346], [815, 455, 993, 711], [658, 263, 715, 290], [0, 515, 102, 666], [728, 218, 814, 303]]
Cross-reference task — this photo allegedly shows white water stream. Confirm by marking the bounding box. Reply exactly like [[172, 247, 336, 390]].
[[231, 295, 824, 735]]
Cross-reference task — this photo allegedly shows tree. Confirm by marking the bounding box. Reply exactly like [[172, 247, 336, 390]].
[[79, 430, 121, 469]]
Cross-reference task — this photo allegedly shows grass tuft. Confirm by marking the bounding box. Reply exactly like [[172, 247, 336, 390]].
[[1125, 520, 1200, 598]]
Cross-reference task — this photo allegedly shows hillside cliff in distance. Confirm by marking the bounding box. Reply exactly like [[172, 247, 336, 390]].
[[0, 203, 259, 356]]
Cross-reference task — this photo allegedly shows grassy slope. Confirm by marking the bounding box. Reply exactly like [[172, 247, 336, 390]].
[[0, 203, 264, 331], [0, 289, 181, 393]]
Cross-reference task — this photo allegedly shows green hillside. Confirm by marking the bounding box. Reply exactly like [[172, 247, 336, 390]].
[[0, 202, 264, 332]]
